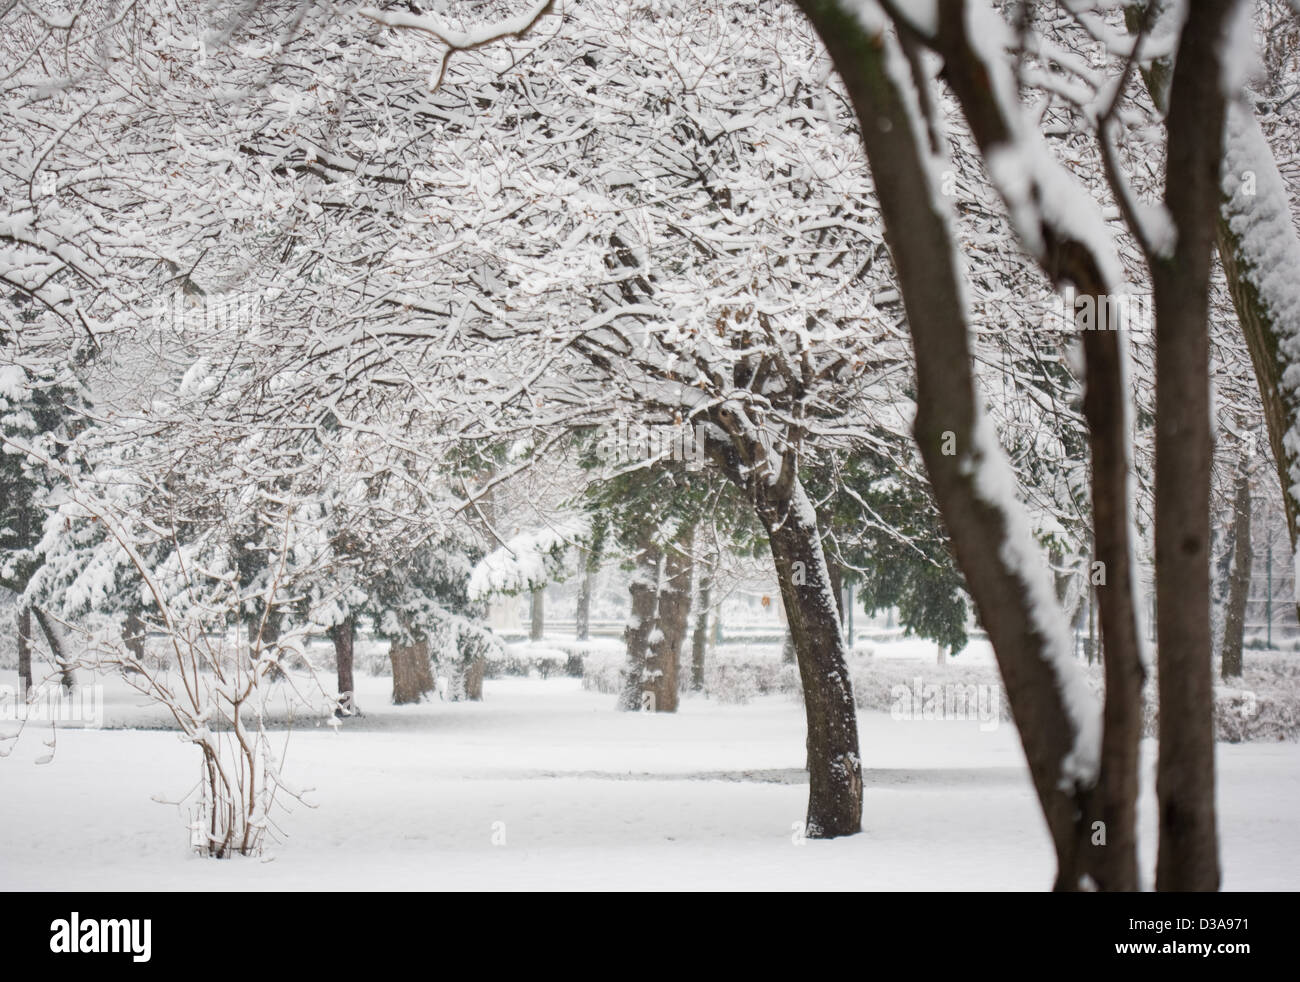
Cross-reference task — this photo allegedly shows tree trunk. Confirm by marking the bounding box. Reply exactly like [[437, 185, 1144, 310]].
[[620, 536, 660, 711], [529, 588, 544, 642], [390, 639, 434, 705], [32, 606, 75, 690], [1149, 4, 1232, 892], [1221, 468, 1252, 679], [16, 606, 31, 697], [1077, 324, 1147, 892], [765, 479, 862, 839], [122, 609, 147, 665], [576, 558, 592, 642], [792, 2, 1120, 882], [781, 630, 795, 665], [691, 572, 711, 691], [463, 655, 486, 701], [1212, 102, 1300, 627], [331, 615, 359, 716], [844, 580, 855, 650], [644, 527, 693, 712]]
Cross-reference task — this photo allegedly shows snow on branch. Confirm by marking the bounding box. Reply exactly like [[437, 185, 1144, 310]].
[[468, 515, 589, 600], [360, 0, 556, 90]]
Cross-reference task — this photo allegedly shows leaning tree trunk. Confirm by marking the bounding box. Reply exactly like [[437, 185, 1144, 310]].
[[792, 2, 1127, 882], [390, 639, 434, 705], [31, 607, 75, 690], [1211, 100, 1300, 627], [620, 536, 661, 711], [764, 479, 862, 839], [1221, 468, 1253, 679], [644, 527, 694, 712], [529, 588, 544, 642], [331, 615, 359, 716], [16, 606, 32, 697], [691, 571, 711, 691]]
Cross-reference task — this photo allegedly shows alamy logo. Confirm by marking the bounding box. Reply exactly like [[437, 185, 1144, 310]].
[[1043, 286, 1152, 335], [49, 912, 151, 962], [601, 417, 706, 470], [890, 676, 1001, 731], [0, 683, 103, 728]]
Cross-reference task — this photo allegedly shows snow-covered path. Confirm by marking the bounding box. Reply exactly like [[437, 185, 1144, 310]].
[[0, 676, 1295, 890]]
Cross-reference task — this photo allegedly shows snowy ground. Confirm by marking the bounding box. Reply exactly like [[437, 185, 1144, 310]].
[[1, 663, 1297, 890]]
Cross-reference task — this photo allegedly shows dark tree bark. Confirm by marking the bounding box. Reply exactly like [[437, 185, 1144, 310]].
[[331, 615, 360, 716], [1221, 468, 1252, 679], [1078, 324, 1147, 892], [793, 0, 1148, 884], [644, 527, 694, 712], [620, 536, 660, 711], [764, 480, 862, 838], [691, 571, 711, 691], [16, 606, 31, 696], [1148, 3, 1233, 892], [122, 609, 147, 663], [390, 639, 434, 705], [31, 606, 75, 690], [529, 588, 545, 642]]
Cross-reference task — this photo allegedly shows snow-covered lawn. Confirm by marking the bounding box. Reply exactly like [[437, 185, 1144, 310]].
[[1, 672, 1295, 890]]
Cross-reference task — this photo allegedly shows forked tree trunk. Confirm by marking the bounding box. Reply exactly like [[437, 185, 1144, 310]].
[[620, 537, 661, 711], [644, 528, 694, 712], [16, 606, 32, 696], [691, 573, 711, 691], [529, 588, 545, 642], [792, 2, 1132, 880], [1221, 469, 1252, 679], [390, 639, 434, 705], [332, 615, 359, 716], [765, 480, 862, 839]]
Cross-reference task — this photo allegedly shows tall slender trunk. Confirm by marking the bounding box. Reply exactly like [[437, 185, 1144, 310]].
[[620, 536, 660, 711], [645, 528, 694, 712], [691, 572, 711, 691], [576, 557, 593, 642], [844, 580, 855, 650], [16, 606, 32, 696], [332, 615, 359, 716], [765, 479, 862, 839], [529, 588, 545, 642], [1221, 469, 1252, 679], [1150, 3, 1233, 892], [1077, 327, 1146, 892]]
